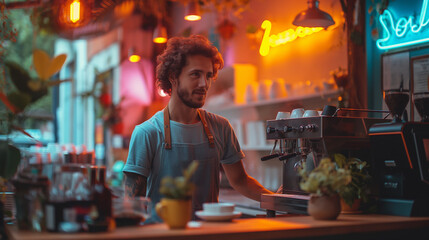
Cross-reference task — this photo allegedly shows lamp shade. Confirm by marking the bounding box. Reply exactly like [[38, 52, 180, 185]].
[[184, 1, 201, 21], [292, 0, 335, 28], [128, 49, 140, 62], [153, 23, 167, 44]]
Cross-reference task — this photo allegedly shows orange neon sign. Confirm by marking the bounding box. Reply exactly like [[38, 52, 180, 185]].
[[259, 20, 323, 56]]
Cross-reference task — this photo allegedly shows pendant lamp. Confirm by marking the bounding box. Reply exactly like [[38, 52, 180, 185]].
[[128, 48, 141, 63], [184, 1, 201, 21], [153, 21, 168, 44], [292, 0, 335, 29]]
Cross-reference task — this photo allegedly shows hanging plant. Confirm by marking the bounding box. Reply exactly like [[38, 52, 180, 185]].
[[0, 0, 19, 87], [368, 0, 390, 40]]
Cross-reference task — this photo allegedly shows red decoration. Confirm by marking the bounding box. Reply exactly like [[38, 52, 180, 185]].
[[112, 122, 124, 135], [217, 19, 236, 40], [99, 93, 112, 108]]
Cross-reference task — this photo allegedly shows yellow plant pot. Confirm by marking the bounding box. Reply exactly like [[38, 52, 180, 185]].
[[155, 198, 192, 229]]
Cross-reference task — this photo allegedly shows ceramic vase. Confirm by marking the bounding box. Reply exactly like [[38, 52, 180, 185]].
[[307, 194, 341, 220]]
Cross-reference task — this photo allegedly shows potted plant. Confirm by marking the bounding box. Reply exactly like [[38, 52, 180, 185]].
[[299, 157, 351, 220], [333, 154, 371, 213], [156, 160, 199, 229], [1, 49, 67, 231]]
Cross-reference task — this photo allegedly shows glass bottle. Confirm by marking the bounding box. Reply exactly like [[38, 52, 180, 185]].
[[87, 166, 114, 232]]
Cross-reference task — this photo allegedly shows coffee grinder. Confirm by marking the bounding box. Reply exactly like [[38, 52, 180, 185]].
[[369, 90, 429, 216]]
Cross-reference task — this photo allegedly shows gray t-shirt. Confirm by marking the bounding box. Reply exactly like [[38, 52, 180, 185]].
[[123, 109, 244, 221]]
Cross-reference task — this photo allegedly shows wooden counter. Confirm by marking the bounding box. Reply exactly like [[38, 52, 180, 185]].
[[6, 214, 429, 240]]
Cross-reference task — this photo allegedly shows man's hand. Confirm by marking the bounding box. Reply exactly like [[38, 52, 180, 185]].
[[222, 160, 273, 202], [124, 172, 147, 198]]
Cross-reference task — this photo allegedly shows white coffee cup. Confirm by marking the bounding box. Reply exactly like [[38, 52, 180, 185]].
[[276, 111, 291, 120], [245, 84, 256, 103], [284, 83, 293, 96], [303, 110, 319, 117], [257, 82, 269, 101], [290, 108, 305, 118], [270, 79, 286, 99], [203, 203, 235, 214]]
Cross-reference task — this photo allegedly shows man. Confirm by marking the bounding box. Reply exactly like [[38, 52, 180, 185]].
[[123, 35, 273, 221]]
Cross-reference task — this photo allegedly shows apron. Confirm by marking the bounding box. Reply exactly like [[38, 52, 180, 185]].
[[159, 106, 219, 214]]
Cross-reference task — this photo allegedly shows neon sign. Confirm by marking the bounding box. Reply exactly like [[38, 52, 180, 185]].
[[377, 0, 429, 50], [259, 20, 323, 56]]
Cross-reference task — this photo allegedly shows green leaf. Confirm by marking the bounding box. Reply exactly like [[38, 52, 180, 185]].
[[183, 160, 199, 181], [0, 141, 21, 179], [159, 161, 199, 199], [5, 61, 49, 103], [5, 61, 33, 94], [6, 91, 31, 111], [333, 153, 346, 168]]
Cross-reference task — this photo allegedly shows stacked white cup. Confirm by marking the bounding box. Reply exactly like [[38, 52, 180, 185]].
[[303, 110, 320, 117], [276, 111, 291, 120], [290, 108, 305, 118]]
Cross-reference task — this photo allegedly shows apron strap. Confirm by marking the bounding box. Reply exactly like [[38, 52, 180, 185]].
[[197, 109, 215, 148], [163, 106, 215, 149], [163, 106, 172, 149]]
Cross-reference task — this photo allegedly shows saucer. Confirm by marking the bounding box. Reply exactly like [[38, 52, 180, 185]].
[[195, 211, 242, 221]]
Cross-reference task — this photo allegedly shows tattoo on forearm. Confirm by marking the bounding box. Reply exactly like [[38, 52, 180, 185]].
[[124, 172, 147, 197]]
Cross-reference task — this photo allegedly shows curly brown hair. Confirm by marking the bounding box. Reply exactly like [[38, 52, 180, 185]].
[[156, 35, 224, 95]]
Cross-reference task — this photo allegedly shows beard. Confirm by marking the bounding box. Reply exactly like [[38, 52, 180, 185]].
[[177, 81, 205, 108]]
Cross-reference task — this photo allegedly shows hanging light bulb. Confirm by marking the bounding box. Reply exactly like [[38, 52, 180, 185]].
[[292, 0, 335, 29], [153, 21, 168, 44], [184, 1, 201, 21], [69, 0, 81, 23], [59, 0, 91, 27]]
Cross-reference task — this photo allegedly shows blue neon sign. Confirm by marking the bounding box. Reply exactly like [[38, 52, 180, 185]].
[[377, 0, 429, 50]]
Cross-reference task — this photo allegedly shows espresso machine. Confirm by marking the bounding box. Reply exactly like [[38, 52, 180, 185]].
[[260, 106, 388, 216], [369, 90, 429, 216]]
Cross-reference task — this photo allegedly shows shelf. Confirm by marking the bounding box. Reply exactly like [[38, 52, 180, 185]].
[[205, 89, 340, 114], [204, 89, 340, 153], [241, 145, 273, 151]]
